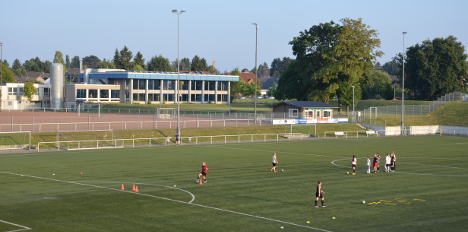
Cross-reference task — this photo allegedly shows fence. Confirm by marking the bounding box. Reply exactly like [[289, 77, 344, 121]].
[[36, 133, 307, 152]]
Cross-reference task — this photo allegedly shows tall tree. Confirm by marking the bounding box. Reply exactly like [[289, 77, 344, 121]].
[[191, 55, 208, 71], [279, 18, 382, 107], [1, 62, 15, 83], [65, 55, 70, 69], [97, 58, 116, 69], [82, 55, 101, 69], [229, 68, 242, 102], [396, 36, 468, 100], [70, 56, 80, 69], [270, 57, 293, 77], [133, 52, 146, 70], [113, 46, 133, 70], [147, 55, 174, 72], [53, 51, 67, 72]]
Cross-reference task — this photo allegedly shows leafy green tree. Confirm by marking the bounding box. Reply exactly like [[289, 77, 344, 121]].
[[53, 51, 67, 72], [229, 68, 242, 101], [113, 46, 133, 70], [70, 56, 80, 69], [12, 59, 27, 76], [133, 52, 146, 70], [269, 57, 293, 77], [362, 70, 393, 99], [147, 55, 174, 72], [395, 36, 468, 100], [1, 61, 15, 83], [97, 58, 116, 69], [267, 82, 278, 97], [172, 57, 191, 71], [82, 55, 101, 69], [382, 61, 399, 75], [23, 81, 38, 101], [66, 55, 70, 69], [280, 18, 382, 108], [191, 55, 208, 71]]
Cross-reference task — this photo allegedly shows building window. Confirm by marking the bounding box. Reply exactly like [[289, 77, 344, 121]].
[[100, 90, 109, 98], [217, 81, 227, 91], [77, 89, 86, 98], [323, 110, 332, 118], [89, 89, 98, 98], [111, 90, 119, 98], [306, 110, 314, 118], [289, 109, 298, 118], [191, 81, 202, 90], [43, 88, 50, 96], [204, 81, 215, 91]]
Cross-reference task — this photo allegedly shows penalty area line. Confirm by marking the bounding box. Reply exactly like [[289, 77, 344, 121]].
[[1, 171, 331, 231], [0, 219, 31, 232]]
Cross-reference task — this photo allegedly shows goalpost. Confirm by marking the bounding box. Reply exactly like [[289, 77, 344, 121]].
[[0, 131, 31, 150]]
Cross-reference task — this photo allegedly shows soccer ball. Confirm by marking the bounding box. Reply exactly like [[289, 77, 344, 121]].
[[352, 173, 356, 175], [281, 169, 284, 172], [361, 200, 366, 204], [346, 172, 349, 175]]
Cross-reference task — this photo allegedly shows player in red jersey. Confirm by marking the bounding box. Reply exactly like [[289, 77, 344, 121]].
[[197, 162, 208, 183]]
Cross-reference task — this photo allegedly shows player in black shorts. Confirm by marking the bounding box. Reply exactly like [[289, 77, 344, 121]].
[[315, 181, 327, 208]]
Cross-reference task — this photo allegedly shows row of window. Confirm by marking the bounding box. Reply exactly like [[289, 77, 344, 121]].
[[77, 89, 120, 99], [8, 87, 50, 96], [133, 93, 228, 102], [132, 80, 228, 91], [289, 109, 332, 118]]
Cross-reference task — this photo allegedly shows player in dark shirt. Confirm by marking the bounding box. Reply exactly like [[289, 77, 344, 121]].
[[315, 181, 327, 208], [196, 162, 208, 183]]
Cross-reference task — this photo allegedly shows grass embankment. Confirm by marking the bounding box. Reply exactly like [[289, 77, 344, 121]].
[[30, 124, 364, 145], [374, 102, 468, 126]]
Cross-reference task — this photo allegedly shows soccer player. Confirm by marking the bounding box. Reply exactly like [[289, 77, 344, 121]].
[[385, 153, 392, 172], [165, 136, 171, 146], [175, 133, 180, 146], [366, 157, 371, 174], [376, 153, 381, 173], [391, 151, 396, 172], [315, 181, 326, 208], [350, 155, 357, 174], [270, 152, 278, 172], [197, 162, 208, 183]]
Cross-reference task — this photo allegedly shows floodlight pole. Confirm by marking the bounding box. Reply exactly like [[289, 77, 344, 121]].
[[401, 32, 407, 135], [252, 23, 259, 124], [173, 9, 185, 139]]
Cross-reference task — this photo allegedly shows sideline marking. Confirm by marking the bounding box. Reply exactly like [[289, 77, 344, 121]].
[[1, 171, 331, 231], [0, 219, 31, 232]]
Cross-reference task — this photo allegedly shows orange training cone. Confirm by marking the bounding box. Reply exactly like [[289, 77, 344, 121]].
[[134, 186, 139, 192], [198, 179, 203, 185], [132, 185, 136, 191], [120, 184, 125, 190]]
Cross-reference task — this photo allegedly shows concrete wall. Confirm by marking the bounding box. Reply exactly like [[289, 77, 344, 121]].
[[360, 123, 468, 136]]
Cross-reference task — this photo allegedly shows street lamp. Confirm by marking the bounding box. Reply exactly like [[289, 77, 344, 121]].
[[252, 23, 259, 124], [401, 32, 407, 134], [352, 86, 355, 123], [172, 9, 185, 140]]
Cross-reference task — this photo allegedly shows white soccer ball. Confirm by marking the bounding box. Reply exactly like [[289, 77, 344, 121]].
[[361, 200, 366, 204], [281, 169, 284, 172]]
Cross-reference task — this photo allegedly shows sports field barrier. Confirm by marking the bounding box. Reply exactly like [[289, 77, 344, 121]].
[[36, 133, 320, 152]]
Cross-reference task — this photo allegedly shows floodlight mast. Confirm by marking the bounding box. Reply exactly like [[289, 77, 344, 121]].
[[401, 32, 407, 135], [252, 23, 259, 124], [172, 10, 185, 140]]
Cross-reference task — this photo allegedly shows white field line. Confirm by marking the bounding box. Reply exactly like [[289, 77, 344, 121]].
[[0, 219, 31, 232], [1, 171, 331, 231]]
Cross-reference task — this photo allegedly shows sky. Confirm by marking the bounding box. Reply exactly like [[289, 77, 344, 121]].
[[1, 0, 467, 73]]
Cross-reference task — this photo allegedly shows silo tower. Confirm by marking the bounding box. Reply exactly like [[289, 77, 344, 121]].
[[50, 63, 64, 109]]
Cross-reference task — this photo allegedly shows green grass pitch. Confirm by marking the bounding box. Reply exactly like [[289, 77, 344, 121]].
[[1, 135, 467, 231]]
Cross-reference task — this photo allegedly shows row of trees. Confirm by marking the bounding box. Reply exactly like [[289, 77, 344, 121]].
[[271, 18, 468, 110]]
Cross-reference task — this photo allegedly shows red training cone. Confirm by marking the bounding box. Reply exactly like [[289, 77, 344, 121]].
[[134, 186, 139, 192], [120, 184, 125, 190], [198, 179, 203, 185], [132, 185, 136, 191]]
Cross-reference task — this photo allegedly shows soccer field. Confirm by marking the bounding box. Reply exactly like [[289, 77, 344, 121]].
[[1, 136, 467, 231]]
